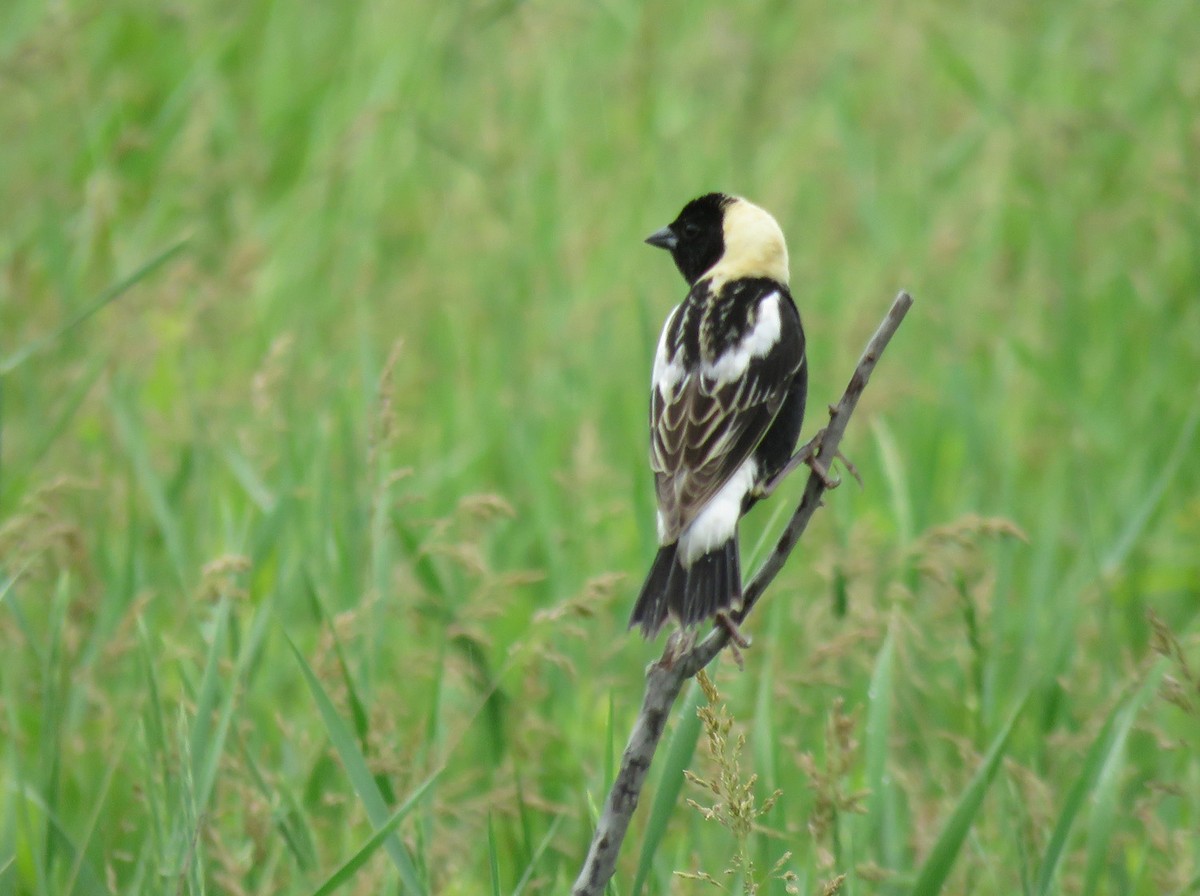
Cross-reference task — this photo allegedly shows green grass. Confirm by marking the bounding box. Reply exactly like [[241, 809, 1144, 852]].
[[2, 0, 1199, 893]]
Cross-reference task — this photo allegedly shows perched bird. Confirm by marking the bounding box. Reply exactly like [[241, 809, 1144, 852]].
[[629, 193, 808, 640]]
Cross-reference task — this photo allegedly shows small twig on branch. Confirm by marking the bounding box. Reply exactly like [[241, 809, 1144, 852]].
[[571, 290, 914, 896]]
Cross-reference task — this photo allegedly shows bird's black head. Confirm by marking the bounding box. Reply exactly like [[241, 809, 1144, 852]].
[[645, 192, 733, 286]]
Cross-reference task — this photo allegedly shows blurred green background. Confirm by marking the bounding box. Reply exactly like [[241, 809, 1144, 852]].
[[2, 0, 1198, 893]]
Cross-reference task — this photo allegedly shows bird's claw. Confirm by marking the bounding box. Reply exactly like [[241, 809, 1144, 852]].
[[806, 454, 841, 490], [715, 610, 750, 670], [762, 429, 851, 494], [835, 449, 863, 488]]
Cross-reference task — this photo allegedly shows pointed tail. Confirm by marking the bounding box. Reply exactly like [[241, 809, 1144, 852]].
[[673, 539, 741, 628], [629, 543, 683, 639], [630, 538, 743, 638]]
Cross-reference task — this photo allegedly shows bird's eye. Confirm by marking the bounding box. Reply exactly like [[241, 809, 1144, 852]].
[[682, 222, 701, 238]]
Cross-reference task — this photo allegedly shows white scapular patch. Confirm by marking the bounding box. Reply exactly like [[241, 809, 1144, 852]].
[[702, 292, 781, 385], [652, 305, 686, 396], [678, 457, 757, 565]]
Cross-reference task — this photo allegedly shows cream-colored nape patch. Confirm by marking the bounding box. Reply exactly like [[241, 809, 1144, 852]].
[[705, 197, 789, 289]]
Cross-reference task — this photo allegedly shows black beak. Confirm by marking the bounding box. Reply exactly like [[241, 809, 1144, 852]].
[[644, 226, 678, 251]]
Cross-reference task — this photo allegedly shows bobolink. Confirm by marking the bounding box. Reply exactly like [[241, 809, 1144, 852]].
[[629, 193, 808, 640]]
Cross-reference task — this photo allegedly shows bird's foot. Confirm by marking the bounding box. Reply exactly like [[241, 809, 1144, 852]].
[[761, 430, 841, 494], [835, 448, 863, 488], [806, 452, 841, 491], [715, 610, 750, 670]]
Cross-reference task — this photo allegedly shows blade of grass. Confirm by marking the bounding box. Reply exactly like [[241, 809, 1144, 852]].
[[865, 619, 896, 864], [415, 636, 446, 879], [286, 633, 425, 894], [631, 678, 704, 896], [302, 576, 373, 761], [219, 443, 277, 512], [110, 387, 189, 588], [513, 769, 534, 872], [308, 772, 439, 896], [235, 723, 318, 873], [0, 238, 190, 374], [187, 568, 276, 831], [1034, 664, 1163, 895], [872, 418, 914, 545], [751, 661, 777, 796], [39, 574, 69, 877], [135, 620, 170, 872], [62, 733, 125, 896], [10, 760, 51, 896], [192, 595, 268, 819], [924, 26, 997, 113], [1101, 382, 1200, 577], [605, 691, 616, 795], [188, 599, 230, 803], [512, 815, 565, 896], [1080, 665, 1166, 896], [911, 690, 1030, 896], [744, 483, 795, 571], [13, 355, 105, 491], [488, 814, 502, 896], [751, 603, 783, 878], [175, 706, 204, 894], [0, 564, 28, 606], [21, 796, 112, 896], [1008, 778, 1035, 896]]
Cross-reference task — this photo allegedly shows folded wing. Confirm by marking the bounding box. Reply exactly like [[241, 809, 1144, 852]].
[[651, 293, 804, 541]]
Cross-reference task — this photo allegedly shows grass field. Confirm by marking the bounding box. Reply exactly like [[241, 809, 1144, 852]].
[[2, 0, 1199, 893]]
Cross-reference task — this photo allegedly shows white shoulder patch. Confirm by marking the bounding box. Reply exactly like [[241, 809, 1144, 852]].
[[702, 292, 782, 385], [652, 304, 686, 396]]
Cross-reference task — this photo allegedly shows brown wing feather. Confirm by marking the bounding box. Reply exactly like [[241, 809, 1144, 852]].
[[651, 371, 783, 541]]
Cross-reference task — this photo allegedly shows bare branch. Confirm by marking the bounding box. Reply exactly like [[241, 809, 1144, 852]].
[[572, 291, 913, 896]]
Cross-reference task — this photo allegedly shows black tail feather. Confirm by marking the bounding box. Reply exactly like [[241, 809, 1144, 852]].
[[674, 539, 741, 629], [631, 539, 743, 638], [629, 543, 681, 638]]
